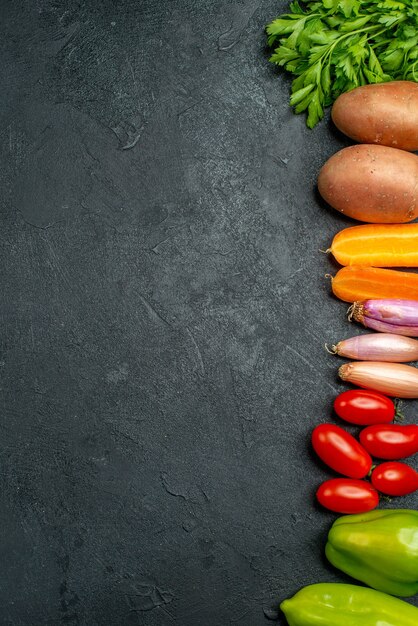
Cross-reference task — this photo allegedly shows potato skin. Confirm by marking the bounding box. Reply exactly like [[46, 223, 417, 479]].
[[332, 81, 418, 152], [318, 144, 418, 223]]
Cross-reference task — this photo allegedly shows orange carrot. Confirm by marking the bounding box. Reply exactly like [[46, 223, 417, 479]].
[[330, 224, 418, 267], [330, 266, 418, 303]]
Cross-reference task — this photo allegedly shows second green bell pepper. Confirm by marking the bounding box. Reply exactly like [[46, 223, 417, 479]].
[[281, 582, 418, 626], [326, 509, 418, 596]]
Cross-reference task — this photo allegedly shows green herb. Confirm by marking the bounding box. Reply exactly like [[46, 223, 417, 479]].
[[266, 0, 418, 127]]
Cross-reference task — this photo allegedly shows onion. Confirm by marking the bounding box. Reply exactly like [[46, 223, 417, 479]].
[[339, 362, 418, 398], [350, 299, 418, 336], [330, 334, 418, 362], [356, 316, 418, 337]]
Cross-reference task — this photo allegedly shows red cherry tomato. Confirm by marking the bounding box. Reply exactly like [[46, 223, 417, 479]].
[[316, 478, 379, 514], [371, 462, 418, 496], [333, 389, 395, 425], [359, 424, 418, 459], [312, 424, 372, 478]]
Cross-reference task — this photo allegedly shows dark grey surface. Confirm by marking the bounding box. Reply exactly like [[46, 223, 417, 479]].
[[1, 1, 417, 624]]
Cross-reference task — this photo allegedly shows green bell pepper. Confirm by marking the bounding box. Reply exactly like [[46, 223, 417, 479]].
[[326, 509, 418, 596], [281, 582, 418, 626]]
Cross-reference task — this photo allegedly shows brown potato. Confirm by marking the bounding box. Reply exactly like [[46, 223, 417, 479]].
[[332, 81, 418, 152], [318, 144, 418, 223]]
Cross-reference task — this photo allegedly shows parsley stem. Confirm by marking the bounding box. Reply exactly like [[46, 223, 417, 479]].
[[410, 59, 418, 81], [323, 25, 388, 65]]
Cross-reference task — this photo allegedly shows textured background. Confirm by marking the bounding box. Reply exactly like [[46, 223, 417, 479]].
[[1, 0, 417, 624]]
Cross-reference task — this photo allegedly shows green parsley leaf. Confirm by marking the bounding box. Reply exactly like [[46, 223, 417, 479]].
[[270, 46, 301, 67], [290, 83, 315, 105], [338, 0, 358, 18], [307, 88, 324, 128]]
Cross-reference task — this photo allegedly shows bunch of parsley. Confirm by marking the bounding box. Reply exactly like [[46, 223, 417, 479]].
[[267, 0, 418, 127]]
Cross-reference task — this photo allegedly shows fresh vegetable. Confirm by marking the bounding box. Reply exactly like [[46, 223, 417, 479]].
[[350, 299, 418, 337], [325, 509, 418, 596], [280, 583, 418, 626], [318, 145, 418, 223], [333, 389, 396, 425], [329, 223, 418, 267], [331, 81, 418, 151], [371, 462, 418, 496], [352, 318, 418, 336], [266, 0, 418, 128], [360, 424, 418, 459], [352, 317, 418, 336], [328, 333, 418, 362], [312, 423, 372, 478], [339, 361, 418, 398], [330, 266, 418, 303], [316, 478, 378, 514]]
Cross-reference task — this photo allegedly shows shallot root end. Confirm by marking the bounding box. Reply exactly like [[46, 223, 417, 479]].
[[325, 343, 338, 355]]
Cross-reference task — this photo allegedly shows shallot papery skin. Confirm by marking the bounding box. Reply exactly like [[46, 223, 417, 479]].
[[350, 299, 418, 336], [333, 334, 418, 362], [358, 316, 418, 337], [352, 299, 418, 326], [339, 362, 418, 398]]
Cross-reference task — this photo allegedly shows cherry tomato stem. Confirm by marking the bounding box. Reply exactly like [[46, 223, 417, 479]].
[[394, 399, 405, 422]]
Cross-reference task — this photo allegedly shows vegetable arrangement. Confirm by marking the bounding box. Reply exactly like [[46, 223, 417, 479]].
[[266, 2, 418, 128], [312, 384, 418, 508], [264, 6, 418, 617], [279, 77, 418, 617]]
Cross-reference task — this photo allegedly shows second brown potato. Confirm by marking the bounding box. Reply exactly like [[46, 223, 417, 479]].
[[318, 144, 418, 224]]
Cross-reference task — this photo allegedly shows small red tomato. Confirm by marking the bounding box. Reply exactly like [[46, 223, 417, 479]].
[[312, 424, 372, 478], [371, 462, 418, 496], [316, 478, 379, 514], [360, 424, 418, 459], [333, 389, 395, 425]]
